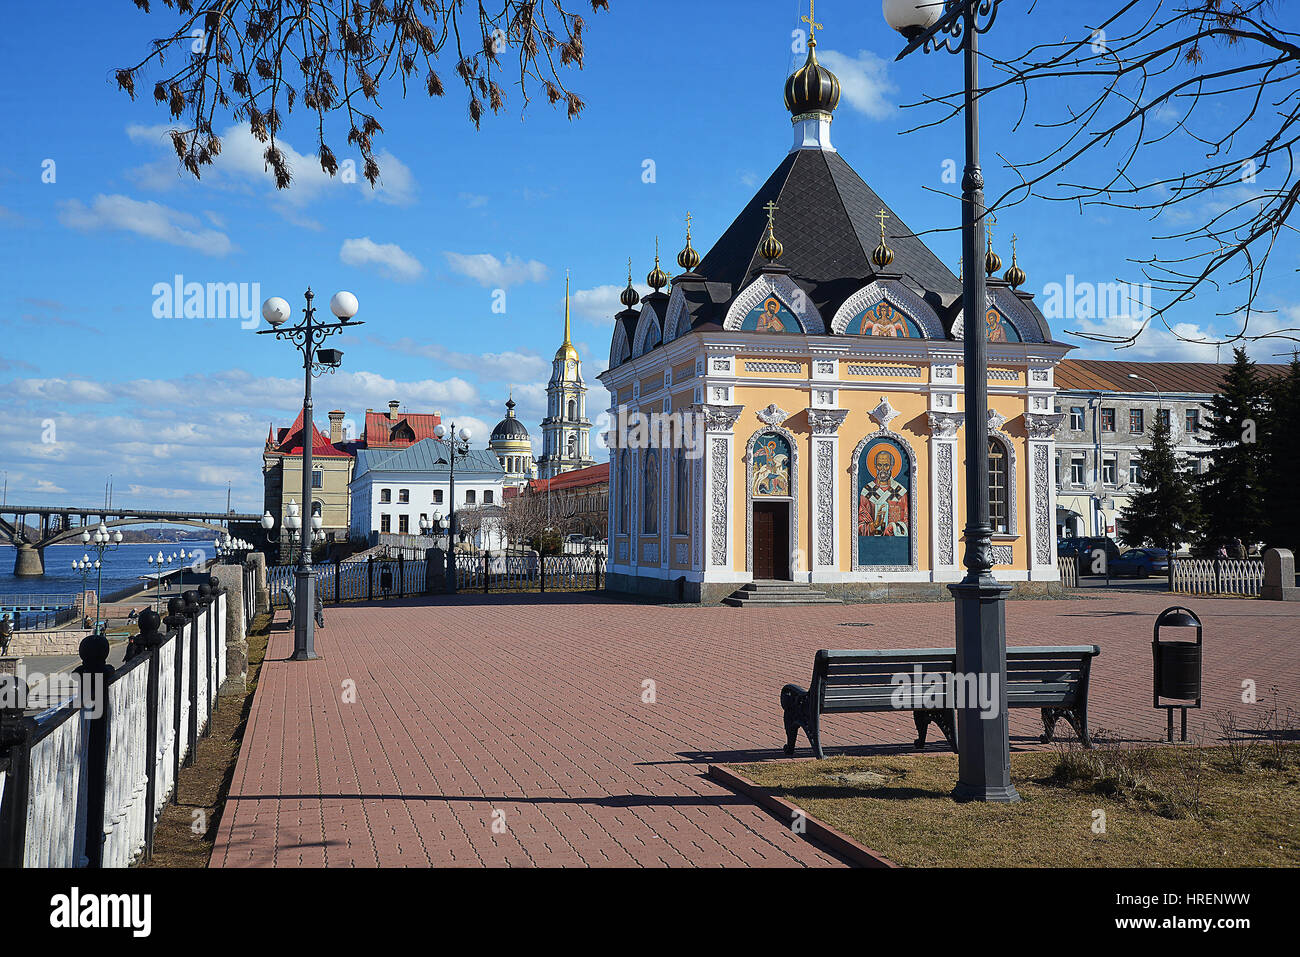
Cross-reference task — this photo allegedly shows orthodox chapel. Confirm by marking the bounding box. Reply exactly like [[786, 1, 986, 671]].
[[599, 30, 1070, 603]]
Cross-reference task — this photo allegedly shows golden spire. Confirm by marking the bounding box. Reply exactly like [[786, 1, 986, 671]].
[[1004, 233, 1027, 289], [871, 207, 894, 269], [647, 236, 669, 291], [759, 200, 784, 263], [677, 211, 701, 271], [555, 270, 578, 361], [802, 0, 822, 48]]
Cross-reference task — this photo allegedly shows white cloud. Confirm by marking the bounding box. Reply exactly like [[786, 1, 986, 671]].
[[339, 237, 424, 281], [818, 49, 896, 120], [570, 283, 653, 323], [459, 192, 489, 208], [125, 123, 418, 208], [1064, 309, 1300, 363], [58, 194, 233, 256], [443, 252, 549, 287], [368, 336, 550, 382]]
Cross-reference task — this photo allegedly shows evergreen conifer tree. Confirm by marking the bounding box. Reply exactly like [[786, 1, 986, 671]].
[[1119, 416, 1198, 552], [1194, 347, 1269, 552], [1262, 355, 1300, 554]]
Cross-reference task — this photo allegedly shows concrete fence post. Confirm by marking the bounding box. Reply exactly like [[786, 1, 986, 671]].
[[210, 564, 249, 697]]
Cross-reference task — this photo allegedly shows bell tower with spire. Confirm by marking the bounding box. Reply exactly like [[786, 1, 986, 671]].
[[538, 273, 595, 479]]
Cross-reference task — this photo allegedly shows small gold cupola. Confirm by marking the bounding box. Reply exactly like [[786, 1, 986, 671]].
[[646, 237, 670, 292], [984, 218, 1002, 278], [619, 257, 641, 308], [555, 272, 579, 362], [1004, 234, 1027, 289], [871, 208, 895, 270], [759, 200, 784, 264], [677, 212, 701, 272]]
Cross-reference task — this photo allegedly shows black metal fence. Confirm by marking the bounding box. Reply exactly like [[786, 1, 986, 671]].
[[265, 551, 604, 603], [0, 585, 229, 868]]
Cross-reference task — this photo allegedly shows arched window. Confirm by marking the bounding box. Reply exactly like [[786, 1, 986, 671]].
[[988, 438, 1010, 535], [643, 450, 660, 534], [675, 449, 689, 535], [567, 398, 577, 420], [618, 451, 629, 533]]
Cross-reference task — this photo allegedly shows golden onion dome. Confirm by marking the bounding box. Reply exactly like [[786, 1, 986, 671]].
[[677, 213, 701, 271], [619, 259, 640, 307], [647, 239, 669, 291], [759, 200, 783, 263], [871, 208, 894, 270], [1004, 235, 1027, 289], [984, 236, 1002, 278], [784, 45, 840, 118]]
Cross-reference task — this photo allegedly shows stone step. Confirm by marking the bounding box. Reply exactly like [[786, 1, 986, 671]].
[[723, 582, 843, 606]]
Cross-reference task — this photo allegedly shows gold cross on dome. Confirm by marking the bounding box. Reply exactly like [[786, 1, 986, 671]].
[[764, 200, 779, 230], [802, 0, 822, 46], [876, 208, 889, 241], [685, 211, 693, 237]]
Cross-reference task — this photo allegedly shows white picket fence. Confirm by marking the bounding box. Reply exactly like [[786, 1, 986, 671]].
[[1171, 557, 1264, 597]]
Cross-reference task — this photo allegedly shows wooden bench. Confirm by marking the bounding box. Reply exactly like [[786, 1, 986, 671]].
[[780, 645, 1099, 758]]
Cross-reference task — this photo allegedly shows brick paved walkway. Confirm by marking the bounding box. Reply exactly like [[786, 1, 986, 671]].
[[211, 592, 1300, 867]]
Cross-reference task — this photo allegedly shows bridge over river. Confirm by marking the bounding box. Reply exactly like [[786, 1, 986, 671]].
[[0, 504, 260, 577]]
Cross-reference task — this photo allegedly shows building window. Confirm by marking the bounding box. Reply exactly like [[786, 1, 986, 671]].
[[484, 490, 494, 505], [1129, 459, 1143, 486], [1054, 452, 1062, 485], [399, 514, 409, 534], [311, 469, 323, 489], [1071, 455, 1086, 486], [1103, 453, 1117, 486], [380, 514, 391, 533], [398, 489, 409, 503], [433, 489, 444, 504], [1185, 408, 1199, 434], [567, 398, 576, 420], [675, 449, 689, 535], [988, 438, 1009, 535], [1101, 408, 1116, 432], [380, 488, 391, 503], [1129, 409, 1144, 434], [466, 490, 476, 504], [1157, 408, 1171, 430], [643, 449, 660, 534], [1069, 406, 1085, 431]]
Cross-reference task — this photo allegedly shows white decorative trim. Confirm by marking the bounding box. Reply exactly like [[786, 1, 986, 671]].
[[1025, 412, 1065, 440], [846, 363, 923, 378], [988, 421, 1019, 537], [869, 396, 900, 430], [930, 439, 959, 568], [745, 360, 802, 374], [745, 425, 800, 578], [809, 409, 849, 435], [988, 408, 1007, 432], [631, 302, 663, 357], [664, 287, 690, 342], [722, 273, 827, 334], [849, 428, 920, 572], [927, 411, 964, 438], [829, 281, 946, 338], [610, 321, 631, 369], [756, 403, 789, 426]]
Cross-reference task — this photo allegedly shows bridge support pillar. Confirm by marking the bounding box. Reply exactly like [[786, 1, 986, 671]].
[[13, 545, 43, 578]]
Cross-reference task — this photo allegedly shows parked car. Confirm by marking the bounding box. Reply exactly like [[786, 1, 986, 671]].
[[1058, 536, 1123, 575], [1109, 548, 1170, 579]]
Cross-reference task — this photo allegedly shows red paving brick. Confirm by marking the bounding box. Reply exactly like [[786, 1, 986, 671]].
[[210, 591, 1300, 868]]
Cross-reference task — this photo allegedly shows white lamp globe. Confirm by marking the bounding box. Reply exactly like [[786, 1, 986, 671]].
[[311, 514, 323, 530], [81, 530, 90, 544], [261, 510, 275, 530], [112, 530, 123, 543], [883, 0, 941, 37], [434, 423, 447, 439], [262, 296, 292, 327], [458, 426, 471, 443], [330, 290, 359, 319]]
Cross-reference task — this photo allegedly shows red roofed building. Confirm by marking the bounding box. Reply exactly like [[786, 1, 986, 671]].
[[518, 461, 609, 539], [263, 408, 356, 554], [363, 400, 443, 449]]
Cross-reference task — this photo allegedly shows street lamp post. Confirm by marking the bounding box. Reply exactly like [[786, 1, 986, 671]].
[[258, 288, 362, 661], [433, 422, 473, 594], [885, 0, 1017, 802], [80, 522, 123, 634]]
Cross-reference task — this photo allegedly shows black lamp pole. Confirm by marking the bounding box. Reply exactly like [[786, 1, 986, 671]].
[[258, 288, 361, 661], [892, 0, 1018, 802], [438, 422, 473, 594]]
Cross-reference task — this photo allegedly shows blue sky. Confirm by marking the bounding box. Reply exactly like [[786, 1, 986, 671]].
[[1, 0, 1297, 512]]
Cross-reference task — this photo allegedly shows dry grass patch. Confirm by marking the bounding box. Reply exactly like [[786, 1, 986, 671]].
[[733, 744, 1300, 867]]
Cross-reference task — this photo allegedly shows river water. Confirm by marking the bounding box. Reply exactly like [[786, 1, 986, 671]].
[[0, 542, 217, 601]]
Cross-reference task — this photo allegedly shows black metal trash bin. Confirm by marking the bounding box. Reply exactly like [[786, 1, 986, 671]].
[[1152, 606, 1202, 741]]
